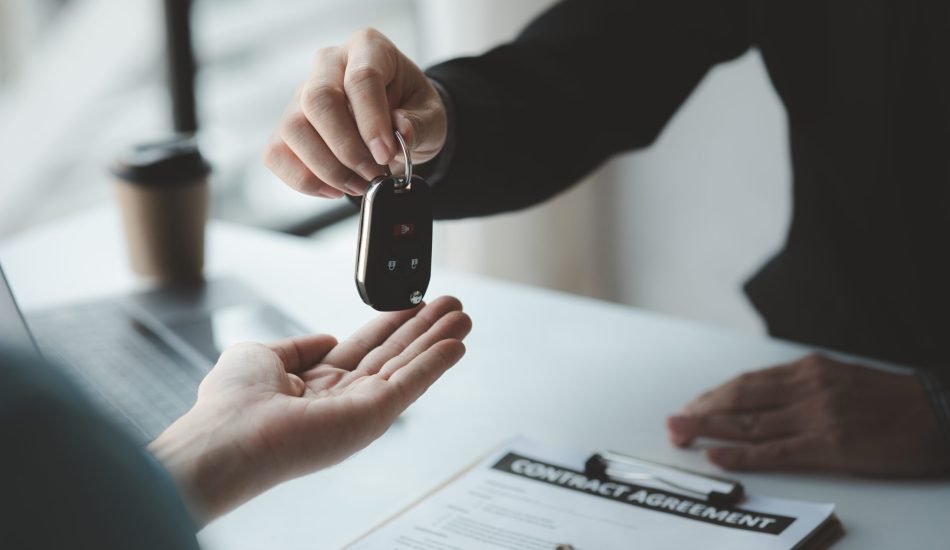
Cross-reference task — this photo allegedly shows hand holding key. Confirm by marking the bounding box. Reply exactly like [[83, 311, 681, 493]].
[[263, 28, 448, 199]]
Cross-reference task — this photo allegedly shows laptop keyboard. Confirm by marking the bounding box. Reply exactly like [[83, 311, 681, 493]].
[[27, 301, 211, 442]]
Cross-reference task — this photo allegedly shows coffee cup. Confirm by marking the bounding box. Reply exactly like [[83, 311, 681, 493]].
[[112, 136, 211, 284]]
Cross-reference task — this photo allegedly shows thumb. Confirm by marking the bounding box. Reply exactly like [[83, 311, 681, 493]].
[[285, 373, 306, 397], [392, 99, 447, 165], [266, 334, 338, 374]]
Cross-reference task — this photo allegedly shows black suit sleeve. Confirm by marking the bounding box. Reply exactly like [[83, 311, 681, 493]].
[[424, 0, 753, 219]]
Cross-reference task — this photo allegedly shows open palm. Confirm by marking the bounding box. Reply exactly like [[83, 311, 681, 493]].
[[151, 296, 471, 523]]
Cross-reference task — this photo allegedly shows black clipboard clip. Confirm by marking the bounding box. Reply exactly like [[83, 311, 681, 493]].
[[585, 450, 744, 506]]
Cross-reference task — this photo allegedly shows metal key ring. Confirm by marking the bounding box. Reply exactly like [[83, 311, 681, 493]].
[[393, 130, 412, 189]]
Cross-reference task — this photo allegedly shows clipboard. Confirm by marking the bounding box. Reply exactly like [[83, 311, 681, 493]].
[[583, 450, 843, 549], [345, 437, 845, 550], [585, 450, 745, 506]]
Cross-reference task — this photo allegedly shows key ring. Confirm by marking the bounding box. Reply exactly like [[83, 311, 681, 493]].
[[393, 130, 412, 190]]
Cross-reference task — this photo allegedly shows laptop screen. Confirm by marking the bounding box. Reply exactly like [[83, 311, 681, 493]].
[[0, 263, 42, 357]]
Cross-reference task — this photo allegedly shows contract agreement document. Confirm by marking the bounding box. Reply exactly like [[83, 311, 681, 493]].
[[348, 437, 842, 549]]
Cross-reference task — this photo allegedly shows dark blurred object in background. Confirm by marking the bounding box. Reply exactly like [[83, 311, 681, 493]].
[[163, 0, 198, 134]]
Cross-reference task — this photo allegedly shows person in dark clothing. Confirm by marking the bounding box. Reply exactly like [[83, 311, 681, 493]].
[[1, 297, 470, 547], [264, 0, 950, 474]]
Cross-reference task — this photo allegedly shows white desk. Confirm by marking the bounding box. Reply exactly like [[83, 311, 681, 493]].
[[2, 207, 947, 549]]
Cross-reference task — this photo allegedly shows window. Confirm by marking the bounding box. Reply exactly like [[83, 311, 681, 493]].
[[0, 0, 418, 238]]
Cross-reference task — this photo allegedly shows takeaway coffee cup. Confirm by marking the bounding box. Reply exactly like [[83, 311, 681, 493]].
[[112, 136, 211, 284]]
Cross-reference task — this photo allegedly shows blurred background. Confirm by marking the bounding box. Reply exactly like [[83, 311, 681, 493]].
[[0, 0, 790, 334]]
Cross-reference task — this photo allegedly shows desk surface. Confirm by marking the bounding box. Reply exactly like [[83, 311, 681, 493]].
[[2, 208, 947, 549]]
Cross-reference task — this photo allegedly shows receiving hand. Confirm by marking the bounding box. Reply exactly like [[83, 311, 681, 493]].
[[263, 28, 447, 199], [667, 354, 950, 475], [149, 296, 471, 525]]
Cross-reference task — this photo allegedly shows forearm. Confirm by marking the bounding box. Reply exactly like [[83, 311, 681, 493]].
[[424, 0, 752, 219]]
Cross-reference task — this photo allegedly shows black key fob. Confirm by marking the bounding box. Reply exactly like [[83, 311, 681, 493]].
[[355, 172, 433, 311]]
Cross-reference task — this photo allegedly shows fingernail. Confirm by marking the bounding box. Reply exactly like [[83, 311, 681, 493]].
[[343, 174, 369, 195], [355, 158, 384, 182], [706, 448, 729, 467], [668, 415, 689, 430], [368, 137, 392, 165], [667, 416, 693, 447], [671, 434, 691, 448]]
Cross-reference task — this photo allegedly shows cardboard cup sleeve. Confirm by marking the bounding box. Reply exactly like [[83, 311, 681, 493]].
[[111, 137, 211, 284]]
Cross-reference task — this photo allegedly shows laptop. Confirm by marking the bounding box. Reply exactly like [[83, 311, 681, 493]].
[[0, 261, 306, 442]]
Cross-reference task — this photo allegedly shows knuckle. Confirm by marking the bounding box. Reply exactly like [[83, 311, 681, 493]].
[[300, 83, 344, 117], [312, 45, 338, 64], [351, 27, 385, 45], [800, 353, 825, 370], [800, 356, 835, 388], [279, 113, 313, 143], [345, 65, 382, 90]]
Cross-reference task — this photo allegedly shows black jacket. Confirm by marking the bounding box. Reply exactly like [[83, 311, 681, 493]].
[[426, 0, 950, 372]]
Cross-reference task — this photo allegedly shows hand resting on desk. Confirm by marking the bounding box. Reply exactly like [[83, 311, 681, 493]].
[[149, 296, 471, 526], [667, 354, 950, 476]]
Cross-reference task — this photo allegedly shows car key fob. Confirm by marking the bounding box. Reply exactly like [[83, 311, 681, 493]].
[[355, 132, 433, 311]]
